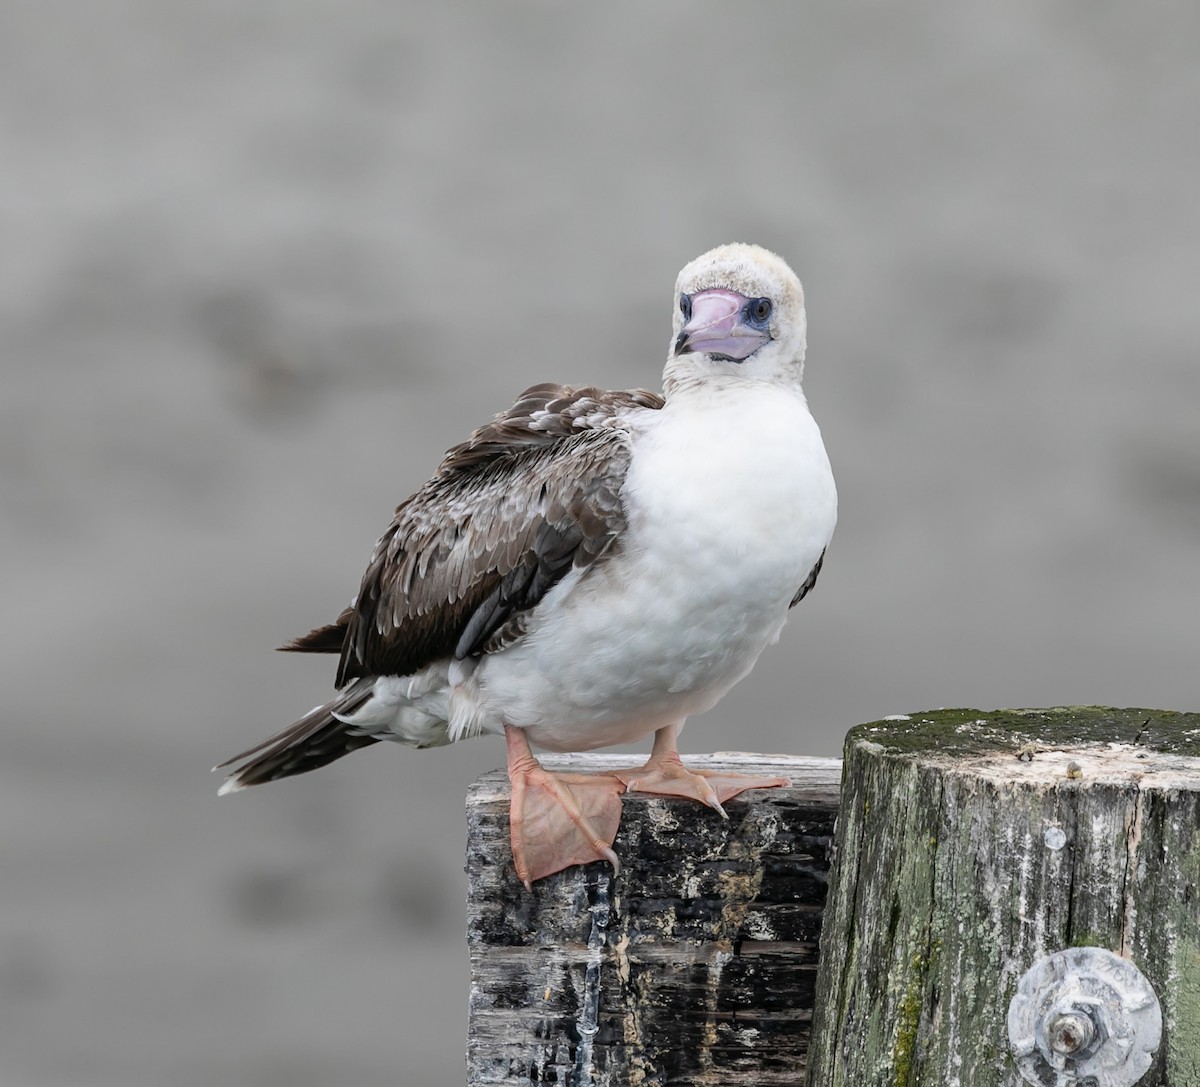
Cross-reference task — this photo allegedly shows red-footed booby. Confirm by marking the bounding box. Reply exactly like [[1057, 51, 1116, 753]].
[[217, 243, 837, 888]]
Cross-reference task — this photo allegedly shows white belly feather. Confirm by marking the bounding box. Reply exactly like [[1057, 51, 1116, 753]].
[[465, 384, 837, 751]]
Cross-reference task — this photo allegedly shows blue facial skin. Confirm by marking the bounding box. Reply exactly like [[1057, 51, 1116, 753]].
[[678, 294, 771, 328], [674, 291, 774, 363], [744, 297, 773, 328]]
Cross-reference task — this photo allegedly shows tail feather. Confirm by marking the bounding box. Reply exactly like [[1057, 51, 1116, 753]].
[[216, 678, 378, 791]]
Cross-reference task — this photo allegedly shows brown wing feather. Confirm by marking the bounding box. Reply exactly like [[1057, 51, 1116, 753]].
[[436, 382, 663, 474], [325, 384, 660, 687], [278, 605, 354, 653]]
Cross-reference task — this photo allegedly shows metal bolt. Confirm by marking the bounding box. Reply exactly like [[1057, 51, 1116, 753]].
[[1008, 947, 1161, 1087], [1047, 1009, 1095, 1056]]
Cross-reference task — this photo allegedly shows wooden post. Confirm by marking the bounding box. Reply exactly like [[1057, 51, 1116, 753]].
[[805, 707, 1200, 1087], [465, 752, 841, 1086]]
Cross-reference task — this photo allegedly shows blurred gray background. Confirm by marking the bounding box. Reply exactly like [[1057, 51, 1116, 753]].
[[2, 3, 1197, 1084]]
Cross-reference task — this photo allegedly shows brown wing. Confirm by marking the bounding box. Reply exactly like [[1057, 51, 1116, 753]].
[[287, 384, 662, 688]]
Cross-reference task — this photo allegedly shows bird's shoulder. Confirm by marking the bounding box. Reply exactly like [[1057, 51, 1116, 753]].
[[433, 382, 664, 477]]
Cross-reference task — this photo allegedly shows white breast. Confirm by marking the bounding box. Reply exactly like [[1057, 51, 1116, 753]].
[[471, 383, 837, 750], [626, 385, 835, 605]]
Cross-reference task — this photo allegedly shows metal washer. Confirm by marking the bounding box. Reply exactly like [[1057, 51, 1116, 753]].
[[1008, 946, 1162, 1087]]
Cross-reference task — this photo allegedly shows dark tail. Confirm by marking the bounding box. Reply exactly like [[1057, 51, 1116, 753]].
[[215, 678, 379, 792]]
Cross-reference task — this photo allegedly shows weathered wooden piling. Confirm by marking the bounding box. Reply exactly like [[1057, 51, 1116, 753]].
[[465, 752, 841, 1086], [464, 710, 1200, 1086], [806, 707, 1200, 1087]]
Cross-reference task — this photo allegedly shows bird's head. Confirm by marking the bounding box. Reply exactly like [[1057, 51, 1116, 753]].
[[664, 243, 807, 395]]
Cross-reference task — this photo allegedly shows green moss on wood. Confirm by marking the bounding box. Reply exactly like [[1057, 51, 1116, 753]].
[[892, 947, 933, 1087], [809, 706, 1200, 1087], [851, 706, 1200, 759], [1171, 940, 1200, 1083]]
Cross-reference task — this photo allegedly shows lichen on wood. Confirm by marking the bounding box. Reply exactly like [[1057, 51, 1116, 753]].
[[805, 707, 1200, 1087], [465, 753, 841, 1086]]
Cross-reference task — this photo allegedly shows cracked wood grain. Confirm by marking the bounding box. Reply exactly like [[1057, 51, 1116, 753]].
[[465, 753, 841, 1086], [805, 707, 1200, 1087]]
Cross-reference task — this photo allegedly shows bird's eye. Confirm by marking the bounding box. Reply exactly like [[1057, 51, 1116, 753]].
[[749, 297, 772, 324], [679, 294, 692, 321]]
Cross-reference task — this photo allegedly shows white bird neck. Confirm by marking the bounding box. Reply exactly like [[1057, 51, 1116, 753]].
[[661, 361, 806, 404]]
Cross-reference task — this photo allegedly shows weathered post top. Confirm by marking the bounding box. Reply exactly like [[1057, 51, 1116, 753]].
[[806, 706, 1200, 1087], [465, 752, 841, 1086]]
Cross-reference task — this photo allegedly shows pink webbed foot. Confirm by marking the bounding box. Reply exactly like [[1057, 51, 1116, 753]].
[[505, 726, 623, 889], [613, 724, 790, 816]]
